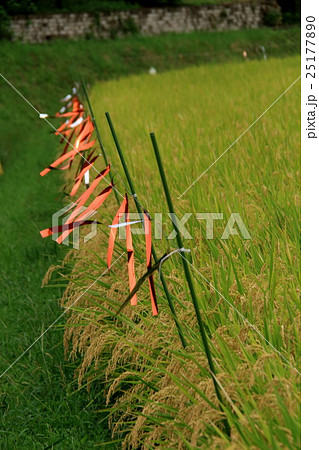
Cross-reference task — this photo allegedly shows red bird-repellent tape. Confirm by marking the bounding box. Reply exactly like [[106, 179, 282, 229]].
[[56, 97, 82, 117], [107, 194, 137, 306], [54, 165, 110, 224], [40, 139, 96, 176], [70, 154, 99, 196], [56, 120, 70, 135], [55, 184, 113, 244], [125, 197, 137, 306], [107, 196, 127, 268], [70, 112, 84, 127], [57, 111, 82, 127], [55, 103, 84, 137], [40, 148, 78, 176], [144, 211, 158, 316], [71, 165, 111, 214], [58, 111, 80, 118], [61, 127, 76, 156], [74, 148, 95, 178], [59, 116, 87, 155], [40, 220, 101, 238], [74, 118, 94, 148]]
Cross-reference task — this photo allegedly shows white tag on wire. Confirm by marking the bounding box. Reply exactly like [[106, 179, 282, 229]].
[[69, 117, 84, 128], [109, 219, 143, 229], [61, 94, 72, 102]]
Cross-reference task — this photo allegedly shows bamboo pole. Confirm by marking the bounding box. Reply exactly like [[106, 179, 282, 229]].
[[105, 112, 187, 349], [81, 82, 120, 205], [150, 131, 231, 437]]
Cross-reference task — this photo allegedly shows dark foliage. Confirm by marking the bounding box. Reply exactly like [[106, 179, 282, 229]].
[[276, 0, 300, 24], [132, 0, 181, 6], [1, 0, 181, 16], [0, 6, 11, 39]]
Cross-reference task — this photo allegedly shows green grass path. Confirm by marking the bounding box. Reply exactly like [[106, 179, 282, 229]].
[[0, 81, 112, 449], [0, 27, 300, 447]]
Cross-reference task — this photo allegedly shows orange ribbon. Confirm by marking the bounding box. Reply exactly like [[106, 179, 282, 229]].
[[70, 153, 99, 196], [40, 220, 101, 238], [74, 118, 94, 149], [55, 184, 113, 244], [40, 139, 96, 176], [55, 97, 85, 141], [55, 110, 84, 136], [70, 165, 111, 214], [107, 194, 137, 306], [60, 127, 76, 156], [144, 211, 158, 316]]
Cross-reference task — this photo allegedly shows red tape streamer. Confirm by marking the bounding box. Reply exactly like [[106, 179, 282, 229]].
[[107, 194, 137, 306], [125, 197, 137, 306], [107, 196, 127, 269], [40, 139, 96, 176], [40, 220, 101, 238], [68, 165, 111, 216], [144, 211, 158, 316], [40, 164, 112, 243], [56, 184, 113, 244], [70, 154, 99, 196], [74, 118, 94, 148], [55, 107, 84, 136], [60, 127, 76, 156]]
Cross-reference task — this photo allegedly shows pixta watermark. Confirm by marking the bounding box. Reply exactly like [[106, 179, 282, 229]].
[[51, 207, 251, 249], [51, 203, 99, 249]]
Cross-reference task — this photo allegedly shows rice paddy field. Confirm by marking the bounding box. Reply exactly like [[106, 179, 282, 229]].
[[62, 55, 301, 448]]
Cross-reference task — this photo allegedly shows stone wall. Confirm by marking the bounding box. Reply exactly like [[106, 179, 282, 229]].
[[9, 2, 279, 43]]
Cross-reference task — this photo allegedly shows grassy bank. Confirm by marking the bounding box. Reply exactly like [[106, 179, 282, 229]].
[[0, 28, 300, 447], [0, 57, 113, 450]]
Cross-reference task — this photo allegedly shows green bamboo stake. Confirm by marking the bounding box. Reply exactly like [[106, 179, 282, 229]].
[[105, 112, 187, 349], [82, 82, 109, 165], [150, 132, 231, 437], [81, 82, 120, 205]]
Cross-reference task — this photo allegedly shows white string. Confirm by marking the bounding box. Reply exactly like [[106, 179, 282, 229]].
[[158, 248, 191, 281]]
